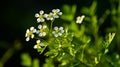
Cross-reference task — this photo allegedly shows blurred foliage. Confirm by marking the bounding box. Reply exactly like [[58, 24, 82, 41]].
[[21, 53, 40, 67], [0, 40, 22, 67]]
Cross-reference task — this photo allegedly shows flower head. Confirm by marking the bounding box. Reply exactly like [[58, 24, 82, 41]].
[[25, 27, 36, 41], [36, 24, 47, 37], [76, 15, 85, 24], [44, 12, 54, 21], [52, 9, 62, 18], [52, 26, 64, 37], [34, 40, 45, 49], [35, 10, 45, 23]]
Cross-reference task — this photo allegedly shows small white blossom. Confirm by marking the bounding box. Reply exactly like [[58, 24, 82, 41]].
[[25, 27, 36, 41], [31, 34, 34, 38], [34, 40, 45, 49], [35, 10, 45, 23], [76, 15, 85, 24], [34, 40, 41, 49], [44, 12, 54, 21], [52, 26, 64, 37], [34, 45, 41, 49], [52, 9, 62, 18], [36, 25, 47, 37]]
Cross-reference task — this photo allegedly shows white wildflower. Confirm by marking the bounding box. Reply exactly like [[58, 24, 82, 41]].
[[34, 40, 45, 49], [35, 10, 45, 23], [36, 24, 47, 37], [52, 9, 62, 18], [76, 15, 85, 24], [44, 12, 54, 21], [25, 27, 36, 41], [52, 26, 64, 37]]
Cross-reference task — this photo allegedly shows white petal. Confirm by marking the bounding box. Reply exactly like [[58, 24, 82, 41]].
[[25, 33, 28, 37], [43, 25, 47, 29], [31, 34, 34, 38], [38, 25, 42, 29], [26, 37, 30, 41], [35, 13, 39, 17], [34, 45, 41, 49], [53, 15, 59, 18], [36, 30, 39, 34], [42, 32, 46, 36], [81, 15, 85, 18], [50, 18, 54, 20], [30, 27, 34, 30], [39, 10, 44, 14], [52, 9, 56, 12], [36, 40, 40, 43], [44, 14, 48, 18], [54, 26, 58, 30], [76, 20, 82, 24], [33, 45, 37, 49], [54, 34, 58, 37], [49, 12, 53, 15], [26, 29, 29, 33], [33, 29, 36, 32], [37, 18, 41, 22], [41, 19, 45, 22], [46, 18, 50, 20], [59, 27, 63, 30], [39, 33, 43, 36], [58, 12, 62, 15], [56, 9, 60, 12], [61, 30, 64, 33]]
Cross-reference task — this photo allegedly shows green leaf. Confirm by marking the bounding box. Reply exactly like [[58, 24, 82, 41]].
[[21, 53, 32, 66], [43, 59, 54, 67], [69, 21, 78, 31], [33, 59, 40, 67], [61, 5, 76, 21]]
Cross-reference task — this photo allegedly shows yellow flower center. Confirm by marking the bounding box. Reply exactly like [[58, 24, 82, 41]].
[[27, 31, 33, 37], [39, 15, 43, 19]]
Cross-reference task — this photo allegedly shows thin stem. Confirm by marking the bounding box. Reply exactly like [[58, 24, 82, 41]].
[[0, 48, 14, 67], [81, 44, 87, 62], [50, 20, 54, 32]]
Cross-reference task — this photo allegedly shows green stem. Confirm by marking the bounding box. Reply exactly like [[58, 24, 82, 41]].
[[0, 48, 14, 67], [50, 20, 54, 32], [81, 43, 88, 62]]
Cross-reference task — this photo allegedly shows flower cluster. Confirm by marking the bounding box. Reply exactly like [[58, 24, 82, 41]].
[[25, 9, 65, 49], [25, 9, 85, 50], [35, 9, 62, 22]]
